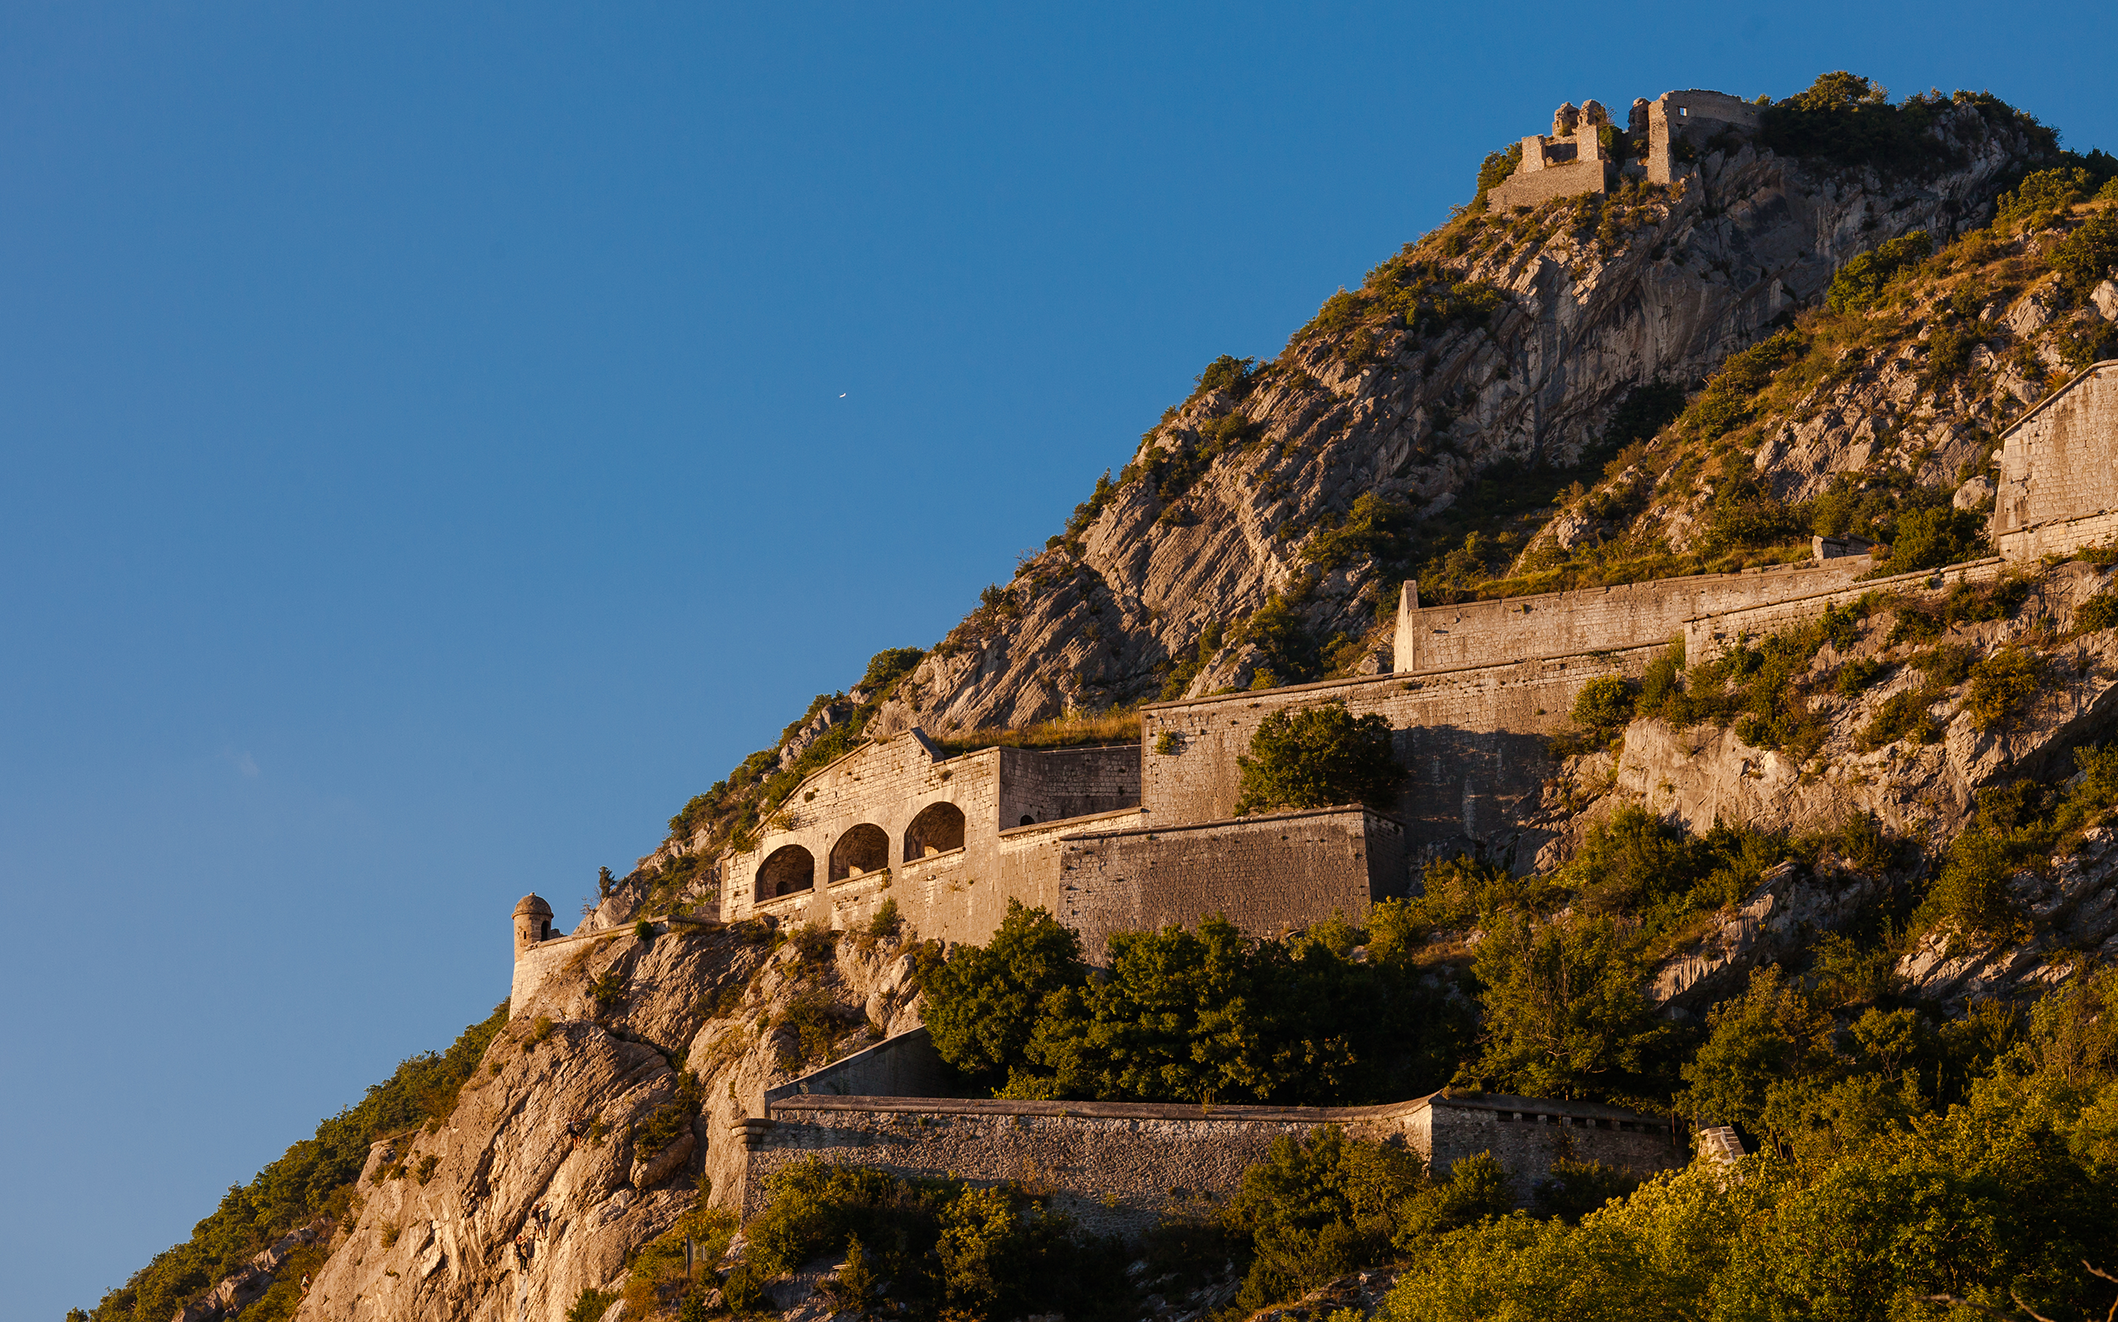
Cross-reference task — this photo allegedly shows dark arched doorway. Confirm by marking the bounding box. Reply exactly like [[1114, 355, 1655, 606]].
[[756, 844, 815, 901], [829, 824, 890, 882], [903, 801, 967, 859]]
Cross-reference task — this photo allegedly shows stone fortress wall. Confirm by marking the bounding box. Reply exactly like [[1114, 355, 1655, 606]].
[[1994, 361, 2118, 559], [1645, 89, 1762, 186], [1391, 553, 1873, 674], [1485, 87, 1764, 212], [715, 736, 1144, 949], [738, 1082, 1684, 1238], [499, 338, 2115, 1243], [1056, 807, 1407, 964], [506, 358, 2117, 1009]]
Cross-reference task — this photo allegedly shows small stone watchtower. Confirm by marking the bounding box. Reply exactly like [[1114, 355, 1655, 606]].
[[513, 894, 554, 959]]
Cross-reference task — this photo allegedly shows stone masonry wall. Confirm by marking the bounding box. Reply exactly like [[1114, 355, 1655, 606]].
[[721, 736, 1145, 950], [764, 1027, 959, 1104], [1683, 558, 2007, 664], [1055, 808, 1406, 965], [1648, 89, 1762, 185], [996, 745, 1140, 829], [1141, 645, 1666, 861], [1424, 1096, 1685, 1195], [741, 1092, 1682, 1237], [1487, 157, 1614, 211], [1994, 361, 2118, 558], [1393, 558, 1873, 674]]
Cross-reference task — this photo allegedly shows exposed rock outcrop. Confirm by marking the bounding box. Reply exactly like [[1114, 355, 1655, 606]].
[[295, 923, 927, 1322], [870, 100, 2048, 736]]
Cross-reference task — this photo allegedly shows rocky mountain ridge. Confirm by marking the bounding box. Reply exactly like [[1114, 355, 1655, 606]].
[[77, 78, 2118, 1322], [863, 93, 2051, 736]]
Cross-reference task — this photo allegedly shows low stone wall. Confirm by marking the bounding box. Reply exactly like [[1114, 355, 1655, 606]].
[[1393, 559, 1872, 674], [1487, 157, 1615, 210], [510, 916, 719, 1015], [1056, 808, 1406, 964], [739, 1090, 1684, 1238], [1999, 511, 2118, 561]]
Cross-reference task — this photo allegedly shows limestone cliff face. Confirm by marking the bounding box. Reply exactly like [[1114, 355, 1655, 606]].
[[293, 923, 924, 1322], [868, 101, 2045, 736], [1559, 559, 2118, 1012]]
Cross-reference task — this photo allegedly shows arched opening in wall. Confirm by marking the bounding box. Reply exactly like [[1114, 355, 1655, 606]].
[[904, 801, 967, 859], [829, 824, 889, 882], [1020, 815, 1036, 827], [756, 845, 815, 902]]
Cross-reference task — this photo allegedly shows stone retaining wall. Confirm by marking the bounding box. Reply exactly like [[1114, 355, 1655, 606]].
[[1393, 558, 1872, 674], [1141, 645, 1666, 858], [739, 1090, 1683, 1238], [1994, 361, 2118, 558], [1055, 807, 1407, 964]]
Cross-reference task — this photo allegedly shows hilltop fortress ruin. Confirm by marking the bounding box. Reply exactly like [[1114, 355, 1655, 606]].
[[1486, 88, 1762, 210]]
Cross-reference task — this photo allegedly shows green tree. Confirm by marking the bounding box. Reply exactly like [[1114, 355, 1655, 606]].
[[2050, 211, 2118, 300], [922, 908, 1468, 1106], [1569, 676, 1638, 743], [920, 899, 1087, 1089], [1223, 1126, 1426, 1308], [1825, 230, 1933, 313], [1234, 702, 1403, 815], [1464, 914, 1675, 1106], [1879, 504, 1984, 571], [1680, 965, 1840, 1144]]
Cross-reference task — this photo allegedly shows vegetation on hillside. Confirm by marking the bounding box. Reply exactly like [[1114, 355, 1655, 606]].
[[919, 900, 1470, 1106], [735, 1159, 1130, 1322], [78, 1005, 508, 1322], [890, 911, 2118, 1321], [1372, 967, 2118, 1322]]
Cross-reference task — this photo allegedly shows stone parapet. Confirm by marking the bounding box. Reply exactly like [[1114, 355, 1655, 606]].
[[1394, 558, 1873, 675], [1993, 360, 2118, 556], [1682, 558, 2006, 665], [1142, 644, 1667, 853], [740, 1087, 1682, 1235]]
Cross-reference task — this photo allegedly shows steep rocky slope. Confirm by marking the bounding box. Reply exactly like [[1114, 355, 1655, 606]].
[[862, 93, 2053, 736], [292, 919, 925, 1322], [81, 78, 2118, 1322]]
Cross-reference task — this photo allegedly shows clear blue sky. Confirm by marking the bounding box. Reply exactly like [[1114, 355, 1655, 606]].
[[4, 3, 2111, 1316]]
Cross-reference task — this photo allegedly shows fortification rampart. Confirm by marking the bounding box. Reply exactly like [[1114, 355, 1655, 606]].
[[1056, 807, 1406, 963], [1393, 556, 1874, 673], [1488, 98, 1619, 212], [1483, 88, 1760, 210], [717, 736, 1140, 947], [1994, 361, 2118, 560], [509, 913, 721, 1015], [1141, 645, 1665, 853], [764, 1027, 959, 1104], [738, 1089, 1683, 1237], [1684, 558, 2008, 664]]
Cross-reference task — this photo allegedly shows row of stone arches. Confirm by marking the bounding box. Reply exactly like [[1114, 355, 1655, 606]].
[[754, 801, 966, 902]]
